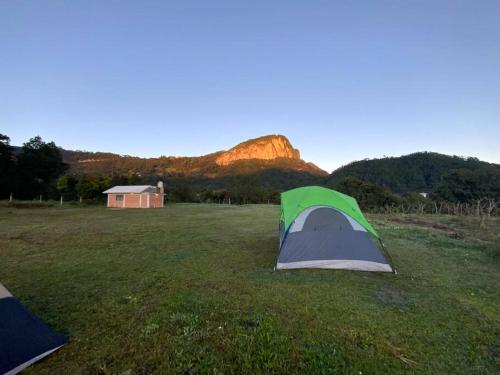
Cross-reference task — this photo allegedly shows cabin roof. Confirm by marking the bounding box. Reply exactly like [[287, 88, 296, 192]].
[[103, 185, 156, 194]]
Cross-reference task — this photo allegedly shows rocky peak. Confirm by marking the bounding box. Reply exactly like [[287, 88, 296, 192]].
[[216, 134, 301, 166]]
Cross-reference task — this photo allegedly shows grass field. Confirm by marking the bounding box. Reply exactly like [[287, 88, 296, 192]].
[[1, 204, 499, 374]]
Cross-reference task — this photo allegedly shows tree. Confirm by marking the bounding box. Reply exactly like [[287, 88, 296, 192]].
[[227, 175, 264, 204], [168, 182, 195, 202], [198, 189, 217, 203], [75, 174, 111, 201], [331, 177, 401, 210], [0, 134, 15, 198], [15, 136, 68, 199], [435, 168, 500, 203], [56, 175, 79, 200]]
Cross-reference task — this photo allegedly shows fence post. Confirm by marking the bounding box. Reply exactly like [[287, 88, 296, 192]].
[[60, 195, 63, 206], [9, 193, 13, 202], [39, 195, 42, 202]]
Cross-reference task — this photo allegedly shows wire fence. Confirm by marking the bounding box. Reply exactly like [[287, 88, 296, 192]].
[[366, 199, 499, 217]]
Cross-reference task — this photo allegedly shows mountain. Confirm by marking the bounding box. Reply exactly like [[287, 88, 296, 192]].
[[215, 134, 300, 165], [61, 134, 327, 189], [326, 152, 500, 197]]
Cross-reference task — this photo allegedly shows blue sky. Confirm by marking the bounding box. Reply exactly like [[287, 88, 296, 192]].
[[1, 1, 499, 172]]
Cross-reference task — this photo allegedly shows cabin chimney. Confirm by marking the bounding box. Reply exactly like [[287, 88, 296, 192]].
[[157, 181, 164, 195]]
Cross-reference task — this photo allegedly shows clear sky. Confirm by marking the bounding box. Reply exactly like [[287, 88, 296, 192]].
[[1, 1, 499, 172]]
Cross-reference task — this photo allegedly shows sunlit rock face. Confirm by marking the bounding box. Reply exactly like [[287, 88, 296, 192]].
[[216, 134, 300, 166]]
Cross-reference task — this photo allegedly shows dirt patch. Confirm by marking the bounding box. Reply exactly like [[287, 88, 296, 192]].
[[388, 217, 463, 239]]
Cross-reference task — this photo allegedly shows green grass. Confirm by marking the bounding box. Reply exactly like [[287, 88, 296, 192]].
[[0, 204, 499, 374]]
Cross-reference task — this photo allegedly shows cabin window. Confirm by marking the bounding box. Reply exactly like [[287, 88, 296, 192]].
[[116, 194, 124, 201]]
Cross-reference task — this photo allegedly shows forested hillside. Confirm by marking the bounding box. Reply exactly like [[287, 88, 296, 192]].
[[326, 152, 500, 202]]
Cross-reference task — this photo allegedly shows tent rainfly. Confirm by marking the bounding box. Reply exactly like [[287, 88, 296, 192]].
[[277, 186, 394, 272], [0, 283, 66, 375]]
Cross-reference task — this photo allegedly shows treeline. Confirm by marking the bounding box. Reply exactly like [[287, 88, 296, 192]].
[[0, 134, 67, 200], [56, 174, 146, 202], [167, 175, 281, 204], [56, 174, 282, 205], [327, 177, 498, 216], [147, 175, 499, 217]]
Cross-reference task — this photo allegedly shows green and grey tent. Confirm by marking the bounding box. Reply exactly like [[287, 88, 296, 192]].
[[277, 186, 394, 272]]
